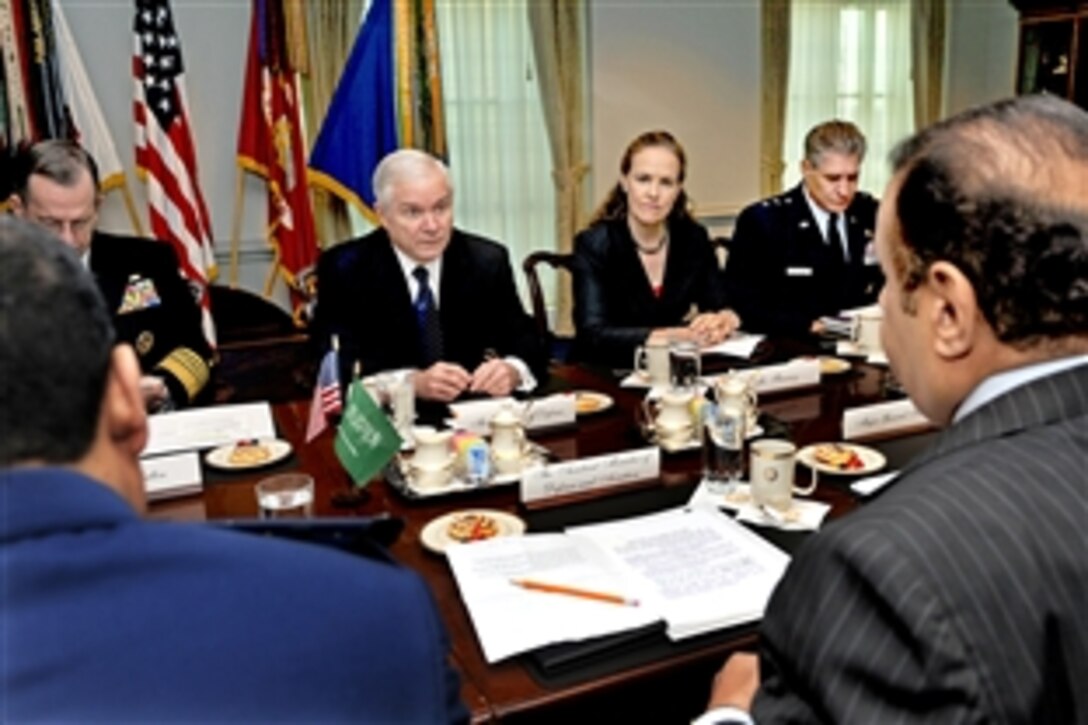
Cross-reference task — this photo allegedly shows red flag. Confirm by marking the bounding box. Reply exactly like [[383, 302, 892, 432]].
[[133, 0, 216, 347], [237, 0, 317, 318]]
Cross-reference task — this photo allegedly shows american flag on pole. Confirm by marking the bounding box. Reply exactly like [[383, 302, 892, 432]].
[[306, 344, 343, 443], [133, 0, 216, 346]]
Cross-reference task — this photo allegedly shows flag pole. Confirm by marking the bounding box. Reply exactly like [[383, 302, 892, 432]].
[[229, 167, 246, 288], [117, 181, 146, 237], [264, 246, 282, 299]]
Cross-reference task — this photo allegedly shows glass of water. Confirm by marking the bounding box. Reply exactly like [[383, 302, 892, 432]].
[[256, 473, 315, 518], [702, 403, 746, 495], [669, 339, 702, 392]]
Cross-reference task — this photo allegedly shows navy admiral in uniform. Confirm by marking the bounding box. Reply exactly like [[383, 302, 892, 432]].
[[10, 140, 212, 409], [724, 120, 881, 337], [313, 149, 546, 402]]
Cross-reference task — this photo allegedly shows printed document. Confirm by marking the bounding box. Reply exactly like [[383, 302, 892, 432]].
[[447, 506, 790, 663]]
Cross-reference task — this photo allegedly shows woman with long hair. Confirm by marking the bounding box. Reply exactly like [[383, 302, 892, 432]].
[[572, 130, 739, 367]]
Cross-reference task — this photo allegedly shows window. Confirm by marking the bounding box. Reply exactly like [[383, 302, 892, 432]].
[[782, 0, 914, 197], [436, 0, 555, 301]]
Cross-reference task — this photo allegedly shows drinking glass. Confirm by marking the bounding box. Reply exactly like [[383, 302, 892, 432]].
[[702, 403, 746, 495], [256, 473, 314, 518], [669, 339, 702, 393]]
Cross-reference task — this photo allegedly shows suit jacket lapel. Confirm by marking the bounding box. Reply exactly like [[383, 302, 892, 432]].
[[787, 185, 825, 263], [88, 233, 126, 312], [899, 363, 1088, 479]]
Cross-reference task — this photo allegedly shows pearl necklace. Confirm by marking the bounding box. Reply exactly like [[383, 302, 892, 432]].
[[634, 230, 669, 256]]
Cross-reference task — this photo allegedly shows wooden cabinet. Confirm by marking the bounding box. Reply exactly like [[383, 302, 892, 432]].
[[1011, 1, 1088, 108]]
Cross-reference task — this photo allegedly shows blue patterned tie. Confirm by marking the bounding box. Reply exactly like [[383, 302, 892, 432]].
[[413, 266, 443, 366]]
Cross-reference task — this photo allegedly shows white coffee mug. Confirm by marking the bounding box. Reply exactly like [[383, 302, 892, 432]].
[[853, 313, 883, 353], [749, 439, 815, 511], [633, 341, 670, 385]]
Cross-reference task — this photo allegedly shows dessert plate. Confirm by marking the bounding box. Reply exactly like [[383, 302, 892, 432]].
[[420, 509, 526, 555], [796, 443, 886, 475], [205, 439, 292, 471]]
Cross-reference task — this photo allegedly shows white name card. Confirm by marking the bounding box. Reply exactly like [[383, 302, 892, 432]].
[[140, 451, 203, 501], [733, 358, 821, 394], [144, 402, 276, 457], [520, 447, 661, 504], [843, 399, 930, 439], [448, 395, 576, 435]]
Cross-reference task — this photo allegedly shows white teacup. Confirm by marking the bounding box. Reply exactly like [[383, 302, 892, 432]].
[[633, 340, 670, 385], [749, 439, 815, 511], [644, 389, 696, 446], [853, 313, 883, 353], [411, 426, 454, 469], [409, 459, 455, 490]]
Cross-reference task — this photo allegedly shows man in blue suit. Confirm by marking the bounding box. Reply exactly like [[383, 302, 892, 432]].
[[724, 120, 881, 337], [0, 217, 468, 723], [700, 96, 1087, 723]]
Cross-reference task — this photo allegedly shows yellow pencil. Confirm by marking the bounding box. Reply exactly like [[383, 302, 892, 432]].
[[510, 578, 640, 607]]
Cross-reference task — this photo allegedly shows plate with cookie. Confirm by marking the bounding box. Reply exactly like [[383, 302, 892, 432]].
[[205, 438, 293, 471], [420, 509, 527, 555], [796, 442, 886, 476], [573, 390, 614, 416]]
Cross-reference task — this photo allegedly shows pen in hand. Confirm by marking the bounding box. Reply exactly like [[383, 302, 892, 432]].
[[510, 578, 640, 607]]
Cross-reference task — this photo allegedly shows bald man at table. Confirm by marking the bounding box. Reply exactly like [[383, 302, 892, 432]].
[[699, 95, 1088, 724], [0, 217, 468, 723]]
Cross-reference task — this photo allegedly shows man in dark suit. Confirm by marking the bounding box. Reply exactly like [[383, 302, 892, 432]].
[[724, 120, 881, 337], [313, 149, 546, 401], [0, 217, 468, 722], [700, 95, 1087, 724], [9, 140, 212, 409]]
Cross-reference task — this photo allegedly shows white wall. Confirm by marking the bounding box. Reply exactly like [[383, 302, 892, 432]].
[[944, 0, 1019, 116], [588, 0, 762, 229]]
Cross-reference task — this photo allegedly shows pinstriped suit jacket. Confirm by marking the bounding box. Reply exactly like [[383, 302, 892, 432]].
[[753, 363, 1088, 724]]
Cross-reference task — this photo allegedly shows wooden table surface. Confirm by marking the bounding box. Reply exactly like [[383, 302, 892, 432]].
[[150, 342, 933, 724]]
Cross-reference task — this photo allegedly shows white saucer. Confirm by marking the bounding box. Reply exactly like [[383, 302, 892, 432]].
[[420, 509, 526, 555]]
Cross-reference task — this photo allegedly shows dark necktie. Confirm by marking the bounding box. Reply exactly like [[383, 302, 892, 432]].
[[827, 213, 847, 266], [412, 265, 444, 366]]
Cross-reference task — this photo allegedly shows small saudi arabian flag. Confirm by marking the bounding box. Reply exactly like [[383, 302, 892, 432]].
[[335, 379, 402, 486]]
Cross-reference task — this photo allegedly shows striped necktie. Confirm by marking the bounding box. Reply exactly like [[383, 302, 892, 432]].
[[413, 265, 443, 366]]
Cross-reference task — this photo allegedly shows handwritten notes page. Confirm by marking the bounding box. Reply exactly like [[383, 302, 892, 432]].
[[447, 507, 789, 662]]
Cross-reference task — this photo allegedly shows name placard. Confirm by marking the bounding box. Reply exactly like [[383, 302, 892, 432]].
[[730, 358, 821, 394], [140, 451, 203, 501], [520, 447, 661, 504], [843, 399, 930, 439], [448, 395, 576, 435]]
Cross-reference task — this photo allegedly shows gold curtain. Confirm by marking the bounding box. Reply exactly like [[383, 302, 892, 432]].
[[395, 0, 448, 159], [911, 0, 946, 129], [760, 0, 791, 196], [301, 0, 365, 248], [528, 0, 587, 337]]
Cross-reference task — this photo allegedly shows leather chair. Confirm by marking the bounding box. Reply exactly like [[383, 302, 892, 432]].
[[521, 251, 575, 362], [208, 285, 312, 403]]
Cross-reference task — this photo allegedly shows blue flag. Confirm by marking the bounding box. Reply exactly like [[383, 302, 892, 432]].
[[307, 0, 397, 222]]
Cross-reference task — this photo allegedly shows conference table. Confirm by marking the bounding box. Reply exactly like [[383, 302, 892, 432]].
[[149, 338, 935, 724]]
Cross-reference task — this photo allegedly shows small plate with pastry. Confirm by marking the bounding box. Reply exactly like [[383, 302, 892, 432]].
[[573, 390, 615, 416], [797, 442, 886, 476], [205, 438, 293, 471], [420, 509, 526, 555]]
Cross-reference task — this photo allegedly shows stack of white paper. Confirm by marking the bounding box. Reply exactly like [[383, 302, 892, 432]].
[[447, 506, 790, 663]]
